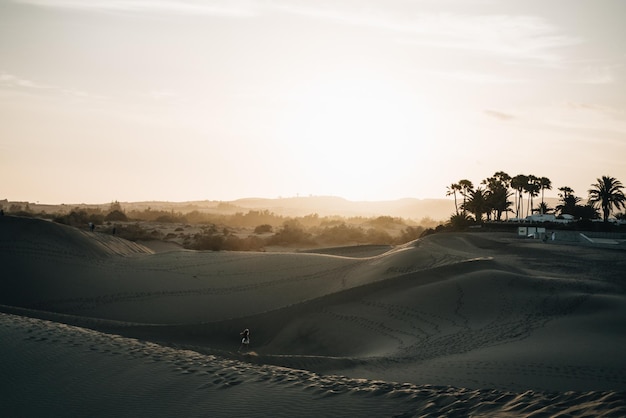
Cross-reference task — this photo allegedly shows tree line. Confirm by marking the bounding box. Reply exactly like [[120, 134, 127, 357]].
[[2, 200, 439, 250], [446, 173, 626, 227]]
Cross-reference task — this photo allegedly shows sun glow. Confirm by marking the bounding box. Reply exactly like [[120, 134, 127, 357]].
[[277, 75, 437, 197]]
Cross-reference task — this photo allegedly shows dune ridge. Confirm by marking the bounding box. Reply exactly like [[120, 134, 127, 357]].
[[2, 215, 626, 416], [3, 312, 625, 418]]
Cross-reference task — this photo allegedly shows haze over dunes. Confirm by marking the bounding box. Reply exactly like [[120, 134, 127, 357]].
[[1, 196, 454, 220], [2, 215, 626, 416]]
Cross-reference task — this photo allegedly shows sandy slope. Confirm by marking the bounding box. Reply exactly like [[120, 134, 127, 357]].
[[3, 313, 625, 418], [2, 215, 626, 416]]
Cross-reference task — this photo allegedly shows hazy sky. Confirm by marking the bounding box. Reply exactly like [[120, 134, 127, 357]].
[[1, 0, 625, 204]]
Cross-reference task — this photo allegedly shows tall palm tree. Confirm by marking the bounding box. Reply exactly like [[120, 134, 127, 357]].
[[525, 175, 541, 217], [458, 179, 474, 216], [510, 174, 528, 219], [588, 176, 626, 222], [539, 177, 552, 214], [446, 183, 461, 215]]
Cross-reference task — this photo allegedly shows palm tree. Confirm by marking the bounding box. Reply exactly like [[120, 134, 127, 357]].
[[446, 183, 461, 215], [486, 187, 513, 221], [464, 188, 490, 223], [556, 186, 580, 216], [458, 179, 474, 216], [482, 172, 512, 221], [535, 201, 552, 215], [525, 175, 541, 217], [483, 171, 511, 189], [447, 213, 473, 230], [588, 176, 626, 222], [558, 186, 574, 200], [539, 177, 552, 214], [510, 174, 528, 219]]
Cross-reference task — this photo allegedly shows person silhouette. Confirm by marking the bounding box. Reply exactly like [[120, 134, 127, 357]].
[[239, 328, 250, 352]]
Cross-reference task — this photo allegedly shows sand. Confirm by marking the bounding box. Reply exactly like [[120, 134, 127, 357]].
[[2, 215, 626, 417]]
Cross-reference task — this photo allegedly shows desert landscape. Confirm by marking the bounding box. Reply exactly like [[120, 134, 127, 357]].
[[2, 214, 626, 417], [4, 0, 626, 416]]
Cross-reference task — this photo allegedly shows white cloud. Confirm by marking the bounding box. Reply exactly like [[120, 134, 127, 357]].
[[0, 72, 52, 89], [269, 3, 580, 65], [12, 0, 258, 17], [401, 14, 579, 65], [0, 72, 107, 100], [13, 1, 581, 66]]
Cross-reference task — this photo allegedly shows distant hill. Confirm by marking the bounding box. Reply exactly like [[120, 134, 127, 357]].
[[2, 196, 454, 221], [229, 196, 451, 220], [3, 195, 566, 221]]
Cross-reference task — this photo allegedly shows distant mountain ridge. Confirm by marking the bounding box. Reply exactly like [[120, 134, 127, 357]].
[[229, 196, 451, 220]]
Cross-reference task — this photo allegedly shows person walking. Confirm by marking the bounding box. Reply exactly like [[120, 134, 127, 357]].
[[239, 328, 250, 352]]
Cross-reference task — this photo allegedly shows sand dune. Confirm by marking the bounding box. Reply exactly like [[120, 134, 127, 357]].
[[2, 215, 626, 416]]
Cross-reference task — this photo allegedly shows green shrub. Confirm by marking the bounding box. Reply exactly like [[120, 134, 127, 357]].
[[254, 224, 273, 234], [317, 223, 366, 244], [267, 223, 314, 246], [192, 233, 225, 251], [54, 210, 90, 226], [105, 210, 128, 222], [396, 226, 425, 244]]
